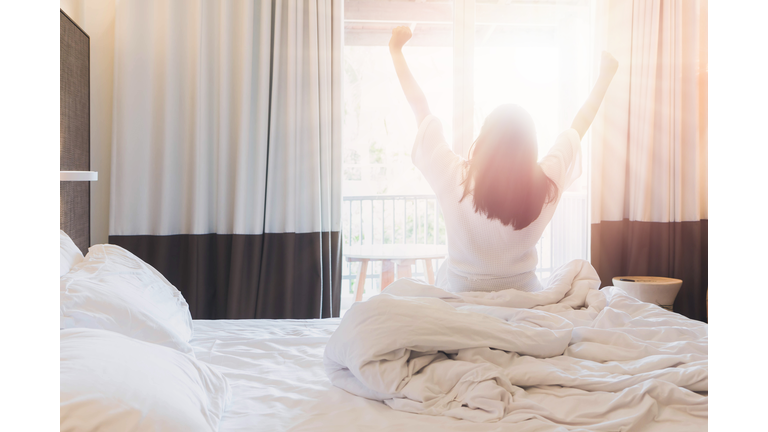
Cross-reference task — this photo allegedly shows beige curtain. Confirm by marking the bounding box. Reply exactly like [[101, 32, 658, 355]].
[[590, 0, 707, 321]]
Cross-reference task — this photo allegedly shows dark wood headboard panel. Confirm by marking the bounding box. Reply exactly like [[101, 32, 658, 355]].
[[60, 9, 90, 254]]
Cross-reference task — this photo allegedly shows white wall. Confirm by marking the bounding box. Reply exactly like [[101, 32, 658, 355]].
[[60, 0, 115, 245], [60, 0, 83, 23]]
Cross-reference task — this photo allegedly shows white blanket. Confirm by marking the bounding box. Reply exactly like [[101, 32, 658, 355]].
[[324, 260, 707, 430]]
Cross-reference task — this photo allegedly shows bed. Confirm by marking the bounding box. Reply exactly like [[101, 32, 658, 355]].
[[60, 235, 707, 432], [187, 266, 707, 432], [191, 318, 563, 432]]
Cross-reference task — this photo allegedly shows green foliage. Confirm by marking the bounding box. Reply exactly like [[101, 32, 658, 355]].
[[343, 148, 361, 165], [344, 167, 361, 181], [369, 141, 385, 164]]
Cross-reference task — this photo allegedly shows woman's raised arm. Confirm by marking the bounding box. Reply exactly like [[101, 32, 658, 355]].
[[571, 51, 619, 139], [389, 26, 431, 126]]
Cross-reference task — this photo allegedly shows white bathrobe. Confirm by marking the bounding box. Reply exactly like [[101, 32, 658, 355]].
[[412, 114, 582, 293]]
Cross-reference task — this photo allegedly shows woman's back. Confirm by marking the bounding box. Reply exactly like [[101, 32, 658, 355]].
[[412, 115, 582, 293]]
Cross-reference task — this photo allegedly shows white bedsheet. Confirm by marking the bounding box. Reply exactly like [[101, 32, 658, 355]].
[[324, 260, 707, 431], [194, 319, 561, 431]]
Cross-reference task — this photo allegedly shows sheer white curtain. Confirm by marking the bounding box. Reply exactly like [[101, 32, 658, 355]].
[[110, 0, 342, 319], [591, 0, 707, 224], [590, 0, 707, 320]]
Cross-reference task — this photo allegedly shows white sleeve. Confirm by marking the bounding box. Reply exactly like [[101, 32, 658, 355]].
[[539, 128, 582, 192], [411, 115, 463, 194]]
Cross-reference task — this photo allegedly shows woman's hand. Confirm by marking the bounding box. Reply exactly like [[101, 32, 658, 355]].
[[389, 26, 413, 52], [599, 51, 619, 78]]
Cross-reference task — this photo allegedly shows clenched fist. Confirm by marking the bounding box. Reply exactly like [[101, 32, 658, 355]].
[[599, 51, 618, 78], [389, 26, 412, 52]]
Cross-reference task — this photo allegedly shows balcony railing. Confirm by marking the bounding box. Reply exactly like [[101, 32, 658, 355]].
[[340, 192, 588, 310]]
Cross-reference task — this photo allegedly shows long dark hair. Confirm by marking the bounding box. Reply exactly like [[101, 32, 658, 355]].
[[460, 104, 558, 230]]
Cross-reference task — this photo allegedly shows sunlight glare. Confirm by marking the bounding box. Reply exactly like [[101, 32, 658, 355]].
[[515, 47, 558, 85]]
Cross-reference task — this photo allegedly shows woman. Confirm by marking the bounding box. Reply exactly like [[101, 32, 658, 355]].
[[389, 26, 618, 293]]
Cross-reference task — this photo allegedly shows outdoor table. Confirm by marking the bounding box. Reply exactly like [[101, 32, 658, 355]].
[[344, 244, 448, 302]]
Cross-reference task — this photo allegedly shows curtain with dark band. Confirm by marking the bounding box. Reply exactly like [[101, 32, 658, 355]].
[[591, 0, 707, 321], [109, 0, 342, 319]]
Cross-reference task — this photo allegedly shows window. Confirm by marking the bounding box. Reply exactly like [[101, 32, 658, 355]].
[[341, 0, 593, 313]]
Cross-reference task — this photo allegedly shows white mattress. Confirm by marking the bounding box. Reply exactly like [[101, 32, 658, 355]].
[[192, 318, 574, 432]]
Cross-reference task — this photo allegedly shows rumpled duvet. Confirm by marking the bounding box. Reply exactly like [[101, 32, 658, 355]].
[[324, 259, 707, 431]]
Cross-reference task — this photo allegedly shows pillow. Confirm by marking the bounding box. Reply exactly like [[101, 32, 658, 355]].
[[60, 230, 84, 277], [61, 328, 230, 432], [60, 243, 194, 354]]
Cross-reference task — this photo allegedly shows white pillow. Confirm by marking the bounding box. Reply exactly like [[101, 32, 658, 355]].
[[61, 328, 230, 432], [60, 230, 84, 277], [60, 243, 195, 354]]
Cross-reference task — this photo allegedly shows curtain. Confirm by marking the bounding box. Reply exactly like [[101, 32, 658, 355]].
[[109, 0, 342, 319], [590, 0, 707, 321]]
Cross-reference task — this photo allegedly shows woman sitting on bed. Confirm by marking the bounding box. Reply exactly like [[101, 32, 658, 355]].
[[388, 26, 618, 293]]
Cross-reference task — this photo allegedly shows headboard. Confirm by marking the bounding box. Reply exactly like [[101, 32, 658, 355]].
[[60, 9, 90, 254]]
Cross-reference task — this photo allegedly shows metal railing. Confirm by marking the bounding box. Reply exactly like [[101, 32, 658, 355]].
[[340, 192, 588, 304], [343, 194, 445, 246], [341, 195, 446, 299]]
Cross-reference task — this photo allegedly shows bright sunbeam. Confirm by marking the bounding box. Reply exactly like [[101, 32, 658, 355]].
[[474, 46, 561, 153], [514, 47, 558, 85]]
